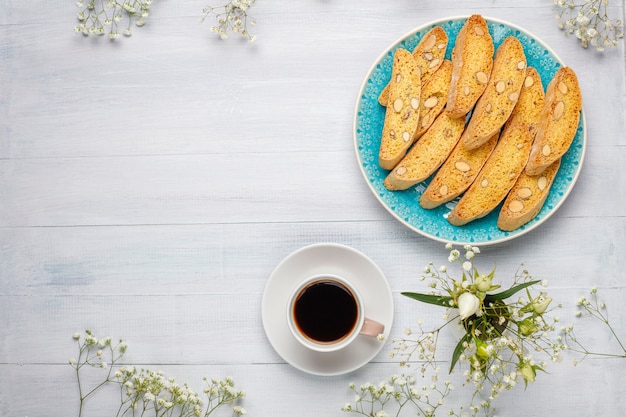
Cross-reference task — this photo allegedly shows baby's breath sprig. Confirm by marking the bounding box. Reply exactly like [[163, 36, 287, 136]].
[[553, 0, 624, 51], [342, 374, 454, 417], [70, 329, 246, 417], [398, 245, 564, 388], [201, 0, 257, 42], [69, 329, 126, 417], [561, 287, 626, 364], [75, 0, 153, 39]]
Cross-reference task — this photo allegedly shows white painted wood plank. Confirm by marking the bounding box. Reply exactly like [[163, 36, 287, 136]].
[[0, 146, 623, 227], [1, 217, 625, 297], [2, 286, 624, 365], [6, 360, 626, 417]]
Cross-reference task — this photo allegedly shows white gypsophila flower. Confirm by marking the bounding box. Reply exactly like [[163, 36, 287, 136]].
[[554, 0, 623, 51], [75, 0, 153, 39], [202, 0, 257, 42]]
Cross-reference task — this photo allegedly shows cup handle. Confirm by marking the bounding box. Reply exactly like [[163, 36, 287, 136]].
[[359, 317, 385, 338]]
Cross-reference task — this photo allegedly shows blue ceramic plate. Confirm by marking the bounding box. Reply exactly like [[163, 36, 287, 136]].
[[354, 16, 586, 246]]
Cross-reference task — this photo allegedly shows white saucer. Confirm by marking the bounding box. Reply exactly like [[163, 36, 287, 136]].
[[261, 243, 394, 376]]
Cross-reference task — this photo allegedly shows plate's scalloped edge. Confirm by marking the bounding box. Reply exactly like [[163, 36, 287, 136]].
[[353, 15, 587, 246]]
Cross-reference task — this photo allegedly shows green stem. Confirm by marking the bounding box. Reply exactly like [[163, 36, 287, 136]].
[[595, 308, 626, 354]]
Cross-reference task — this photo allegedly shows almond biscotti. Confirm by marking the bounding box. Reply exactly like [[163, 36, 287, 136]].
[[509, 67, 546, 129], [462, 36, 527, 150], [498, 159, 561, 231], [413, 59, 453, 140], [446, 14, 494, 118], [384, 112, 466, 191], [419, 131, 499, 209], [446, 124, 534, 226], [378, 48, 422, 170], [525, 67, 582, 175], [378, 26, 448, 106], [447, 68, 545, 226]]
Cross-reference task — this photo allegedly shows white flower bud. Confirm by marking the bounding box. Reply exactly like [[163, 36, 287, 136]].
[[457, 292, 480, 320], [531, 293, 553, 314], [474, 274, 492, 292]]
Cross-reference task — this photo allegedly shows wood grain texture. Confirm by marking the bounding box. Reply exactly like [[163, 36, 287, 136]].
[[1, 0, 625, 416]]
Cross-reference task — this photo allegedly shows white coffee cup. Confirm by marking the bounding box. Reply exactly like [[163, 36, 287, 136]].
[[287, 274, 385, 353]]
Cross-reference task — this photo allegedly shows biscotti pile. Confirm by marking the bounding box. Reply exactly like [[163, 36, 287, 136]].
[[378, 14, 582, 232]]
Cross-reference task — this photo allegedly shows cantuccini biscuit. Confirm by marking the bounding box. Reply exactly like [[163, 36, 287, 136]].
[[384, 112, 466, 191], [378, 26, 448, 106], [419, 131, 499, 209], [498, 159, 561, 231], [462, 36, 527, 150], [508, 67, 546, 129], [413, 59, 453, 140], [447, 67, 545, 226], [446, 14, 494, 118], [525, 66, 582, 175], [378, 48, 422, 170]]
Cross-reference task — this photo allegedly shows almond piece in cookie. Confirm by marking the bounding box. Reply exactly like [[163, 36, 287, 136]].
[[498, 159, 561, 231], [445, 14, 494, 118], [384, 112, 466, 191], [378, 48, 422, 170], [525, 66, 582, 175], [419, 130, 499, 209], [378, 26, 448, 106], [462, 36, 527, 150]]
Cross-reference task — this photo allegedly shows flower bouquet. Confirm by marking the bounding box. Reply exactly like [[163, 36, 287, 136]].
[[396, 245, 564, 398], [342, 245, 566, 417]]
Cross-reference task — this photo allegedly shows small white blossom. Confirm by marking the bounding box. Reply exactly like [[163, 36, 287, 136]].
[[75, 0, 153, 39], [202, 0, 257, 42], [554, 0, 623, 50]]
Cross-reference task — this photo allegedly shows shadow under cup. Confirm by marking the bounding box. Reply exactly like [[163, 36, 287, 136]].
[[288, 274, 384, 353]]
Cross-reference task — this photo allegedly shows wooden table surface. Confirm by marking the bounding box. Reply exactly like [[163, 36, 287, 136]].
[[1, 1, 625, 416]]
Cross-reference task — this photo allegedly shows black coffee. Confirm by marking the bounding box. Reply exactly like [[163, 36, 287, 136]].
[[293, 279, 359, 343]]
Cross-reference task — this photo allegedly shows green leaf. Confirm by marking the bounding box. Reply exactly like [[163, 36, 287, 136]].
[[485, 280, 541, 302], [401, 292, 452, 308], [450, 333, 472, 373]]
